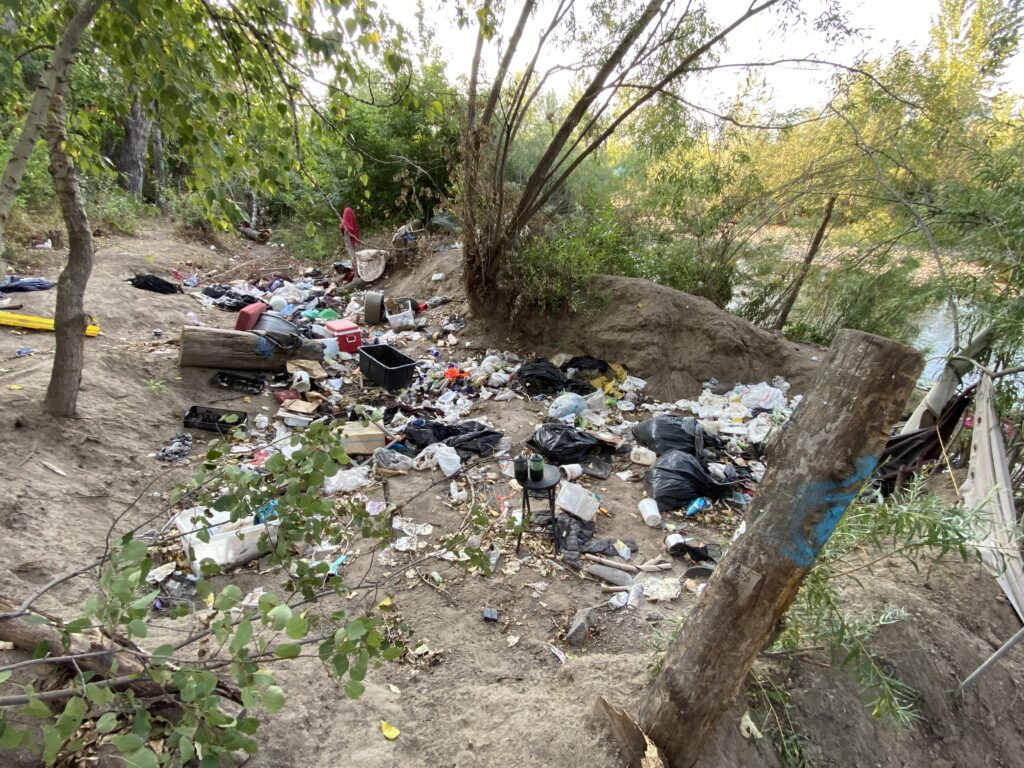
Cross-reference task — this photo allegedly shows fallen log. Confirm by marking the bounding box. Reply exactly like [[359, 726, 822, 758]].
[[0, 597, 241, 706], [0, 596, 159, 697], [179, 326, 323, 372]]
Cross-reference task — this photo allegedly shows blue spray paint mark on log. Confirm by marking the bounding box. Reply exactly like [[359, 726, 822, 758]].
[[254, 337, 274, 357], [780, 455, 877, 568]]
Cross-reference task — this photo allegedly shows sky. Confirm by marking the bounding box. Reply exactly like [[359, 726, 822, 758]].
[[390, 0, 1024, 111]]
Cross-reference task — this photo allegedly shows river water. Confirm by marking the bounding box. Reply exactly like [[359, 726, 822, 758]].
[[913, 304, 958, 384]]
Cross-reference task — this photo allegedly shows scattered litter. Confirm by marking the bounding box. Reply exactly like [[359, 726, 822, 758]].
[[482, 607, 499, 622], [640, 575, 682, 602], [548, 644, 568, 664], [381, 721, 401, 740], [740, 711, 763, 740], [40, 460, 67, 477], [157, 433, 193, 462]]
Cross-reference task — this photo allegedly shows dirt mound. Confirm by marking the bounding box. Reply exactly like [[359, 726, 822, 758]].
[[520, 275, 824, 400], [385, 250, 822, 400]]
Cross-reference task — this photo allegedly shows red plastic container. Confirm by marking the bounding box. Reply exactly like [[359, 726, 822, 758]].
[[325, 319, 362, 352], [235, 301, 269, 331]]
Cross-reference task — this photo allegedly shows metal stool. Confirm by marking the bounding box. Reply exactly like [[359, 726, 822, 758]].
[[516, 464, 561, 554]]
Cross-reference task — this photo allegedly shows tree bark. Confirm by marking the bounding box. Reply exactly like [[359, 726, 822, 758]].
[[117, 89, 153, 200], [44, 80, 94, 418], [773, 194, 837, 331], [0, 0, 103, 274], [633, 329, 922, 768], [178, 327, 324, 371], [150, 116, 169, 215]]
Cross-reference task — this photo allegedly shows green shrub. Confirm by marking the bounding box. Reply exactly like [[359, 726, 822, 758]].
[[506, 207, 741, 315]]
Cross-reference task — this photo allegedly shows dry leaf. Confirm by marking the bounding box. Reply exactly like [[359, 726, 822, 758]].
[[381, 721, 400, 740], [507, 635, 520, 647], [388, 684, 401, 695]]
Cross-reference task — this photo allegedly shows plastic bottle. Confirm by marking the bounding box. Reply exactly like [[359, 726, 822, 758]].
[[685, 497, 710, 516]]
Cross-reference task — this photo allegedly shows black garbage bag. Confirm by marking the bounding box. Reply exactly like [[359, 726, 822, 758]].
[[127, 274, 183, 294], [528, 423, 601, 464], [517, 358, 595, 395], [202, 284, 232, 299], [215, 292, 262, 312], [645, 450, 733, 512], [633, 415, 723, 457], [404, 419, 503, 458], [560, 355, 609, 382]]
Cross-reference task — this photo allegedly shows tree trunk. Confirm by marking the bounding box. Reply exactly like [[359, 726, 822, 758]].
[[117, 90, 153, 200], [44, 80, 94, 419], [150, 116, 169, 215], [633, 329, 922, 768], [773, 194, 837, 331], [0, 0, 102, 274]]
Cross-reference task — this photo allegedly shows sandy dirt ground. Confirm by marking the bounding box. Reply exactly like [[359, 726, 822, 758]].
[[1, 223, 1023, 767]]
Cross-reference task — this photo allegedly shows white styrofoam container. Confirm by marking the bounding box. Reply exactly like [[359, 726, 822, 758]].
[[172, 506, 280, 574]]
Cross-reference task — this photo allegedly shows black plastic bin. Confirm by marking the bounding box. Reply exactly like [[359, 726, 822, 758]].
[[184, 405, 248, 434], [359, 343, 416, 390]]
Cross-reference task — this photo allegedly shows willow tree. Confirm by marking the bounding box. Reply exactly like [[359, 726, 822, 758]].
[[457, 0, 826, 310]]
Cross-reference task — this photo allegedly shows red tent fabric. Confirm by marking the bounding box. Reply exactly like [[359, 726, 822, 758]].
[[339, 207, 361, 250]]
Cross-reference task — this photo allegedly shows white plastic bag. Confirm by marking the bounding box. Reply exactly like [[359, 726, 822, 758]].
[[739, 382, 786, 411], [373, 447, 414, 471], [323, 465, 371, 494], [549, 392, 587, 419], [413, 444, 462, 477]]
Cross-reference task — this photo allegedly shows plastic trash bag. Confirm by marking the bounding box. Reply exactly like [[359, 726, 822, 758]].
[[413, 444, 462, 476], [128, 274, 183, 295], [633, 415, 722, 456], [405, 419, 503, 458], [517, 359, 595, 395], [739, 382, 787, 411], [323, 465, 371, 495], [549, 392, 587, 420], [373, 447, 414, 471], [528, 423, 600, 464], [645, 450, 732, 512]]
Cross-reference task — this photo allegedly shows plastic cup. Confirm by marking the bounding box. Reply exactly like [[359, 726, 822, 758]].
[[639, 498, 662, 527]]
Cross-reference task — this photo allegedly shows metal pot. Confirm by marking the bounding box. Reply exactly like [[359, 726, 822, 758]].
[[252, 311, 298, 335]]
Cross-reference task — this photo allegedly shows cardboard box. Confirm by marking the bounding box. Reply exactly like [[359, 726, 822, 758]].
[[340, 421, 387, 455]]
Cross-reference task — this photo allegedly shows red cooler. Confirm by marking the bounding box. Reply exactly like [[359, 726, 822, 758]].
[[325, 319, 362, 352]]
